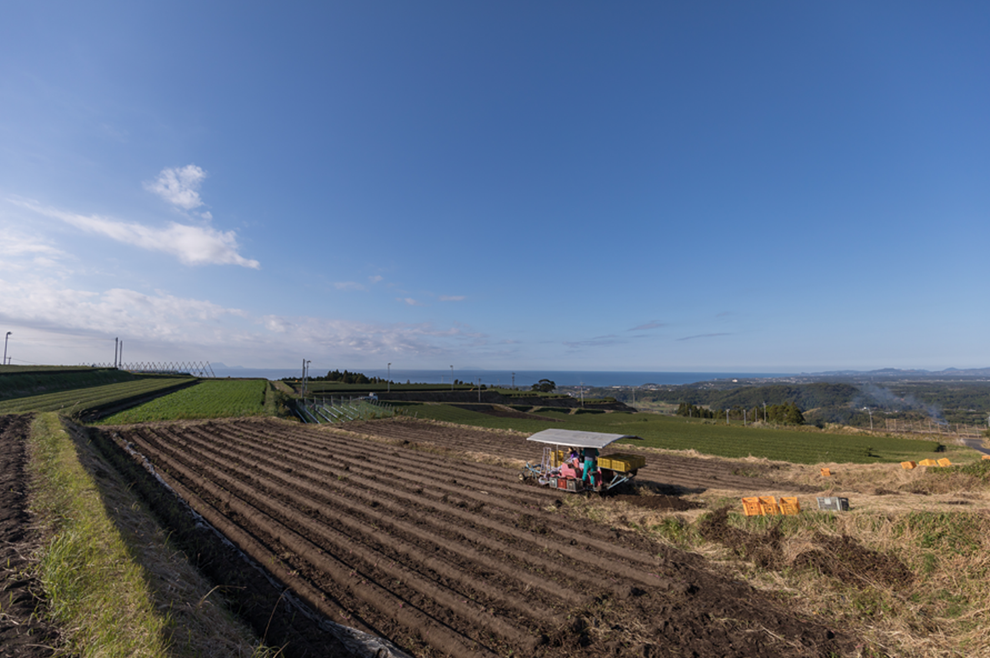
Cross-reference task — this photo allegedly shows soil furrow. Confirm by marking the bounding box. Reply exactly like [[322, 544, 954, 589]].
[[151, 424, 571, 625], [122, 426, 499, 657]]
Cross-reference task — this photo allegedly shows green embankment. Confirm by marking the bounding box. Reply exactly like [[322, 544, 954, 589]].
[[28, 413, 266, 656], [0, 367, 138, 401], [408, 403, 952, 464], [0, 376, 194, 416]]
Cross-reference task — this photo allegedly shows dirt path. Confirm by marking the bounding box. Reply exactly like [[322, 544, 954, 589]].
[[104, 417, 853, 657], [0, 414, 61, 658]]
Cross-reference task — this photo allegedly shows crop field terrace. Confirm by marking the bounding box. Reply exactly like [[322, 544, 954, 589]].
[[0, 376, 193, 418], [100, 379, 269, 423], [405, 403, 954, 465]]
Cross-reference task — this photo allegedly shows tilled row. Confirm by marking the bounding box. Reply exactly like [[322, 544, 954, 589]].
[[201, 420, 668, 573], [125, 424, 500, 656], [340, 417, 812, 492], [113, 420, 671, 657]]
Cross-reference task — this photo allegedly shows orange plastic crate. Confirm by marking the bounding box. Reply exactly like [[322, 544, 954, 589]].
[[758, 496, 779, 515], [982, 455, 990, 461], [901, 461, 917, 470], [820, 468, 831, 477], [919, 459, 939, 467], [779, 497, 801, 515], [742, 497, 762, 516], [937, 458, 952, 467]]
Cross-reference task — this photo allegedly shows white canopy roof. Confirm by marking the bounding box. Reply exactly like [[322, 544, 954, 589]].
[[525, 428, 642, 449]]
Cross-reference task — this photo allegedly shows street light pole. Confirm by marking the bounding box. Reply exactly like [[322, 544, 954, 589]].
[[3, 332, 10, 366]]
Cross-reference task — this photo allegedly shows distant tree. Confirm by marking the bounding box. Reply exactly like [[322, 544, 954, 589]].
[[531, 378, 556, 393], [676, 402, 715, 419], [324, 369, 384, 385], [766, 402, 804, 425]]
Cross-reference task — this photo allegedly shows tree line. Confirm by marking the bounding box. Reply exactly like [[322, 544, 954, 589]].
[[675, 402, 805, 424]]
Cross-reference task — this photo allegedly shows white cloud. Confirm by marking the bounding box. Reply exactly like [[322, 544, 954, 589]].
[[369, 275, 383, 284], [144, 164, 208, 210], [399, 297, 424, 306], [0, 272, 489, 367], [0, 230, 66, 273], [334, 281, 365, 291], [13, 199, 260, 269], [440, 295, 465, 302], [0, 277, 246, 341]]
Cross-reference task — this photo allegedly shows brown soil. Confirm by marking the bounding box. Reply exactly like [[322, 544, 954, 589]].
[[0, 414, 62, 657], [99, 417, 856, 657], [342, 416, 817, 494]]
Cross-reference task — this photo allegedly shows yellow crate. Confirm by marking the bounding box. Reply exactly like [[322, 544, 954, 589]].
[[901, 461, 917, 470], [599, 453, 646, 472], [758, 496, 779, 516], [937, 458, 952, 467], [742, 497, 762, 516], [983, 455, 990, 461], [820, 468, 831, 477], [919, 459, 939, 467], [779, 497, 801, 515]]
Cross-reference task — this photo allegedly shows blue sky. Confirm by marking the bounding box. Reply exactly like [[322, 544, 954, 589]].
[[2, 2, 989, 373]]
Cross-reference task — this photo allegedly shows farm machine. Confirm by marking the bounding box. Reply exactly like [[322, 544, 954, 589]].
[[520, 428, 646, 493]]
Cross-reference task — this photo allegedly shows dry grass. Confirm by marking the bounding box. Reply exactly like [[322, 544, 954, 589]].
[[549, 453, 990, 657]]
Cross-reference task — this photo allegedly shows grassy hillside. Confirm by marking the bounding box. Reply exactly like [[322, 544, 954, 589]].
[[0, 367, 138, 401], [408, 403, 953, 464]]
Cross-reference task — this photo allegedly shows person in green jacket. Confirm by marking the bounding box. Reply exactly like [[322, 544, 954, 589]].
[[581, 447, 599, 485]]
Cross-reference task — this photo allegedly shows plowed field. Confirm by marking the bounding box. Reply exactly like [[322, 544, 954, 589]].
[[103, 417, 851, 657], [341, 416, 816, 494]]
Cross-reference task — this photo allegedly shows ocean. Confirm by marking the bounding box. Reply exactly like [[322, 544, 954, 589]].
[[209, 366, 792, 387]]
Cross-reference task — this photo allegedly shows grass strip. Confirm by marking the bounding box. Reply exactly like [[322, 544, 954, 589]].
[[27, 412, 268, 657], [29, 412, 168, 656]]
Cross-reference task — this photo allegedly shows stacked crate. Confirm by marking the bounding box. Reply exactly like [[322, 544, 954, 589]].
[[742, 496, 801, 516], [598, 453, 646, 472]]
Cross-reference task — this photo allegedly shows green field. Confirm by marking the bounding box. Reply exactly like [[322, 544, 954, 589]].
[[409, 403, 951, 464], [0, 376, 194, 417], [0, 367, 140, 402], [100, 379, 269, 423]]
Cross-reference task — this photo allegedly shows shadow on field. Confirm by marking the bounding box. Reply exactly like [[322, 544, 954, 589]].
[[70, 421, 361, 658]]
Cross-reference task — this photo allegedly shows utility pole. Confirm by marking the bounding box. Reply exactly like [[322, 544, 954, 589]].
[[114, 337, 119, 368], [511, 372, 515, 389], [478, 378, 482, 402], [450, 365, 453, 390], [387, 363, 391, 393], [3, 332, 10, 366]]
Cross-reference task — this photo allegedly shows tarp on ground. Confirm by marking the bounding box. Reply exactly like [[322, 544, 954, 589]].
[[525, 428, 642, 449]]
